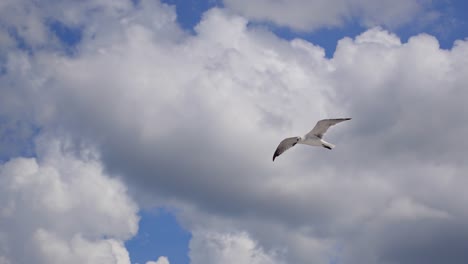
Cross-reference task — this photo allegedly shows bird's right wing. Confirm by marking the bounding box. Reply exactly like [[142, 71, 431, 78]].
[[273, 137, 299, 161], [306, 118, 351, 138]]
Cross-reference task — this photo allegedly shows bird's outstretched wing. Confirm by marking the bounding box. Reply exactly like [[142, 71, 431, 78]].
[[273, 137, 300, 161], [306, 118, 351, 139]]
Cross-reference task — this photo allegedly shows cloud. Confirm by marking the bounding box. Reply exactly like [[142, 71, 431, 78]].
[[2, 1, 468, 264], [33, 230, 131, 264], [0, 136, 139, 264], [222, 0, 436, 31], [190, 231, 282, 264], [146, 256, 170, 264], [0, 0, 133, 48]]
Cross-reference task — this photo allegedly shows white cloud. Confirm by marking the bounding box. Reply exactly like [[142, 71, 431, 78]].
[[190, 231, 282, 264], [222, 0, 434, 31], [2, 1, 468, 264], [0, 137, 139, 264], [146, 256, 170, 264], [33, 230, 131, 264]]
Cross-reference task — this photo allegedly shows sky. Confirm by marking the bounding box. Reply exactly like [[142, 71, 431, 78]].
[[1, 0, 468, 264]]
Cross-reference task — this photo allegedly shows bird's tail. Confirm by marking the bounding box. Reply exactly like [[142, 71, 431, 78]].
[[322, 141, 335, 150]]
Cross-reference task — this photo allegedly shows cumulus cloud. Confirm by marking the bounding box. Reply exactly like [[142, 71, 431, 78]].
[[190, 231, 282, 264], [0, 137, 139, 264], [2, 1, 468, 264], [146, 256, 170, 264], [223, 0, 436, 31]]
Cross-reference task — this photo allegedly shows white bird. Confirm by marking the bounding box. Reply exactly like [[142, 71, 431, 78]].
[[273, 118, 351, 161]]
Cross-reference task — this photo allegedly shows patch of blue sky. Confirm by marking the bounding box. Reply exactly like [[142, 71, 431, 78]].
[[47, 20, 82, 55], [48, 20, 82, 47], [435, 0, 468, 45], [0, 117, 39, 163], [391, 0, 468, 50], [161, 0, 222, 33], [126, 208, 192, 264]]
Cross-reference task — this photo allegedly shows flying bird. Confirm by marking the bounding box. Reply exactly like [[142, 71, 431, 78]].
[[273, 118, 351, 161]]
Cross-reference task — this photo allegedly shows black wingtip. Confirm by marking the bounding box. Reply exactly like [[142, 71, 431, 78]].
[[273, 150, 279, 161]]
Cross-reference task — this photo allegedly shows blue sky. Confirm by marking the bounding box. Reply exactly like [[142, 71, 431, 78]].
[[1, 1, 468, 264], [126, 209, 191, 264]]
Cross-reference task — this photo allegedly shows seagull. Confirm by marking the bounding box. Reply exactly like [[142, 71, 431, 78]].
[[272, 118, 351, 161]]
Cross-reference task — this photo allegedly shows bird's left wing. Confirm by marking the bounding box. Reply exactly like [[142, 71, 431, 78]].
[[306, 118, 351, 138], [273, 137, 299, 161]]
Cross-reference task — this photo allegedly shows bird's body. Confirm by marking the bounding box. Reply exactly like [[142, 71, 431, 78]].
[[272, 118, 351, 161], [299, 135, 334, 149]]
